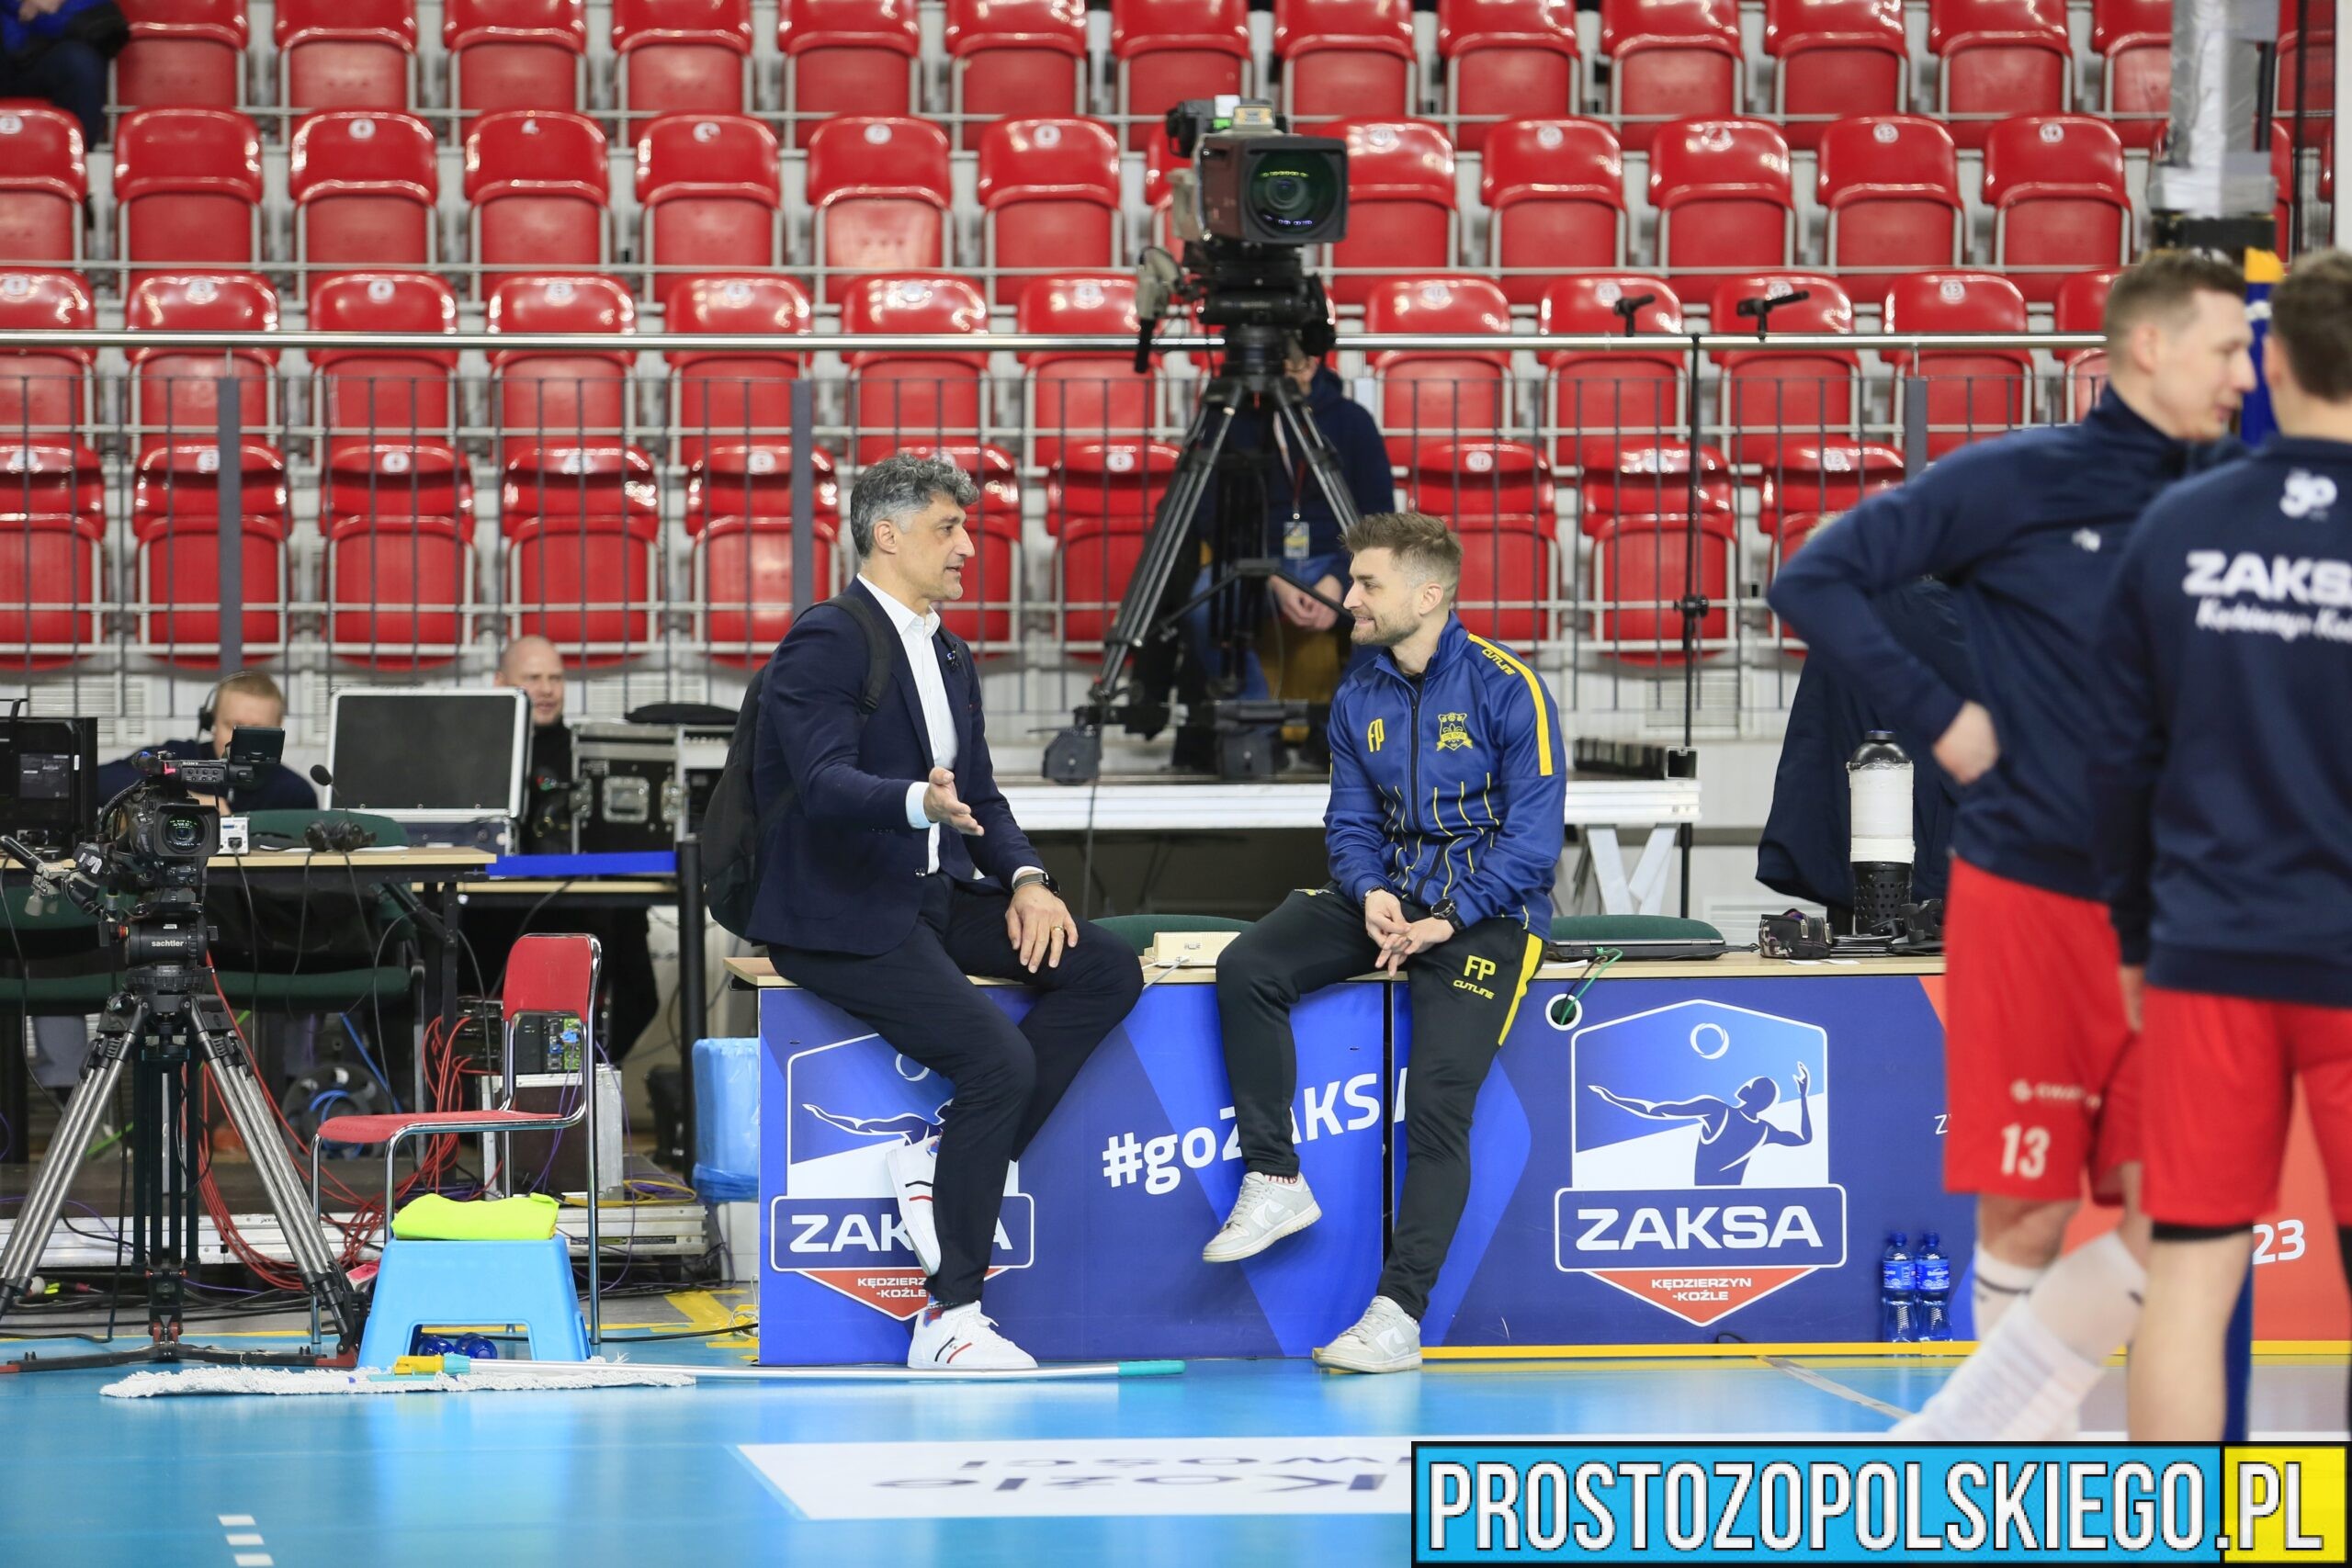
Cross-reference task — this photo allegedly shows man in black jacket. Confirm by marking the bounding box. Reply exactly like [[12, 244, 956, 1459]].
[[95, 671, 316, 814]]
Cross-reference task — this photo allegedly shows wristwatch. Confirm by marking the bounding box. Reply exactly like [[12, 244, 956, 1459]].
[[1430, 898, 1465, 937], [1010, 870, 1058, 895]]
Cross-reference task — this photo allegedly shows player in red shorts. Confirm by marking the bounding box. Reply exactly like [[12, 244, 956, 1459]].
[[1770, 252, 2256, 1438], [2094, 250, 2352, 1438]]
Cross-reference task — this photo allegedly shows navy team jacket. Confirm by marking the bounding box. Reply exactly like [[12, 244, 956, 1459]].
[[2092, 436, 2352, 1008], [1325, 615, 1567, 931], [1767, 390, 2237, 902]]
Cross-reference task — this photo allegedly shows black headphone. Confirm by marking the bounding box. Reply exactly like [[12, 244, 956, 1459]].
[[197, 681, 221, 736], [304, 818, 375, 853]]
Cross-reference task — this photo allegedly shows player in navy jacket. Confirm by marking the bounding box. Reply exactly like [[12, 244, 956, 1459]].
[[1770, 252, 2257, 1439], [2092, 252, 2352, 1438], [1204, 511, 1566, 1373]]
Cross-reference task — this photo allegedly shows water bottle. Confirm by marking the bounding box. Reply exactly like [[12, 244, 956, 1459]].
[[1916, 1232, 1952, 1341], [1849, 731, 1914, 934], [1881, 1232, 1917, 1343]]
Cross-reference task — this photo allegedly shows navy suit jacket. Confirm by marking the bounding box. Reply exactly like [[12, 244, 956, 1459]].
[[748, 578, 1040, 955]]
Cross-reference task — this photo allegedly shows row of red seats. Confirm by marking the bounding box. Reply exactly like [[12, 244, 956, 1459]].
[[85, 0, 2336, 160], [1, 102, 2186, 312]]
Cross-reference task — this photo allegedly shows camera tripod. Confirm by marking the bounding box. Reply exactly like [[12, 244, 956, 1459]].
[[1050, 320, 1364, 782], [0, 867, 366, 1371]]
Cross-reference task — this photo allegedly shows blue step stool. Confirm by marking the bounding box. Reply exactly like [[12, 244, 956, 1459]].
[[358, 1237, 589, 1367]]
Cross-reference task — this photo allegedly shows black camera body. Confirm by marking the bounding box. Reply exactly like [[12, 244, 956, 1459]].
[[1168, 98, 1349, 249], [94, 728, 286, 887]]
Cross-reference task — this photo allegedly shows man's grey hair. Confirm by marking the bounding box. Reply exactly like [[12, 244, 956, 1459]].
[[847, 452, 981, 557]]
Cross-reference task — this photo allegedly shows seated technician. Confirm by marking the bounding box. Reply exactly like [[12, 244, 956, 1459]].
[[1207, 511, 1566, 1373], [95, 671, 317, 813]]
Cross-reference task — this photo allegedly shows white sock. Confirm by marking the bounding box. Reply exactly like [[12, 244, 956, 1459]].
[[1970, 1246, 2047, 1339], [1897, 1235, 2144, 1440]]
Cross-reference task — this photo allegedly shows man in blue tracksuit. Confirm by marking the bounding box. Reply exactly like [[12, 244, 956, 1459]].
[[1204, 510, 1566, 1373], [2091, 251, 2352, 1438], [1771, 250, 2256, 1439]]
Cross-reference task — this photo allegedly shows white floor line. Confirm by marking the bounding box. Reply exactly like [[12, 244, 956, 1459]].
[[1761, 1355, 1912, 1421]]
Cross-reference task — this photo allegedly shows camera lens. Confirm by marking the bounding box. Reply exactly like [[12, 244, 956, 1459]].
[[1247, 156, 1340, 235], [163, 812, 203, 852]]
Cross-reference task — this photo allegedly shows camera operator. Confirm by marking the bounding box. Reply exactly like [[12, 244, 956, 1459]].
[[1180, 336, 1395, 726], [94, 671, 317, 814], [469, 636, 660, 1064]]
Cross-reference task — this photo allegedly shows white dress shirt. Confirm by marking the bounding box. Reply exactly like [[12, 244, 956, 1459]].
[[861, 577, 1043, 890]]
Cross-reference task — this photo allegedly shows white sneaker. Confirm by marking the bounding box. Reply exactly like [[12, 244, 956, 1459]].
[[907, 1301, 1037, 1371], [1313, 1295, 1422, 1374], [1202, 1171, 1322, 1263], [887, 1134, 941, 1277]]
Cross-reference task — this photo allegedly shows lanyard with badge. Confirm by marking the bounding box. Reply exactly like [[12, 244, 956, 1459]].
[[1271, 415, 1311, 564]]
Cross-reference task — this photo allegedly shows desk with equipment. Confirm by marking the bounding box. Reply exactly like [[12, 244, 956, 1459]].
[[726, 948, 1977, 1363]]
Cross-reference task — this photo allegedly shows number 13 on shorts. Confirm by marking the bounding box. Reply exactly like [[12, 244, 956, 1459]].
[[2000, 1122, 2052, 1180]]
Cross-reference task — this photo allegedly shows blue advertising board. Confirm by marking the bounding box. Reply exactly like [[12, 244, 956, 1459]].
[[1402, 974, 1971, 1348], [757, 978, 1388, 1364]]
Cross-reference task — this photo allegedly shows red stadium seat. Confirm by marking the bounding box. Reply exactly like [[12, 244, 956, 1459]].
[[1816, 116, 1963, 299], [1050, 439, 1184, 649], [1438, 0, 1580, 153], [1882, 270, 2032, 456], [1579, 439, 1736, 661], [1539, 273, 1684, 468], [1322, 119, 1457, 307], [113, 108, 263, 285], [0, 109, 86, 270], [1409, 440, 1557, 645], [947, 0, 1088, 150], [1983, 114, 2132, 305], [782, 0, 921, 149], [490, 276, 655, 662], [125, 273, 278, 457], [1765, 0, 1907, 151], [308, 271, 459, 467], [2275, 120, 2335, 255], [841, 274, 989, 460], [614, 0, 752, 132], [890, 442, 1025, 648], [807, 117, 954, 305], [117, 0, 247, 110], [1708, 272, 1858, 464], [1928, 0, 2070, 149], [1758, 438, 1902, 649], [2054, 266, 2115, 416], [0, 444, 104, 670], [277, 0, 418, 113], [1018, 275, 1155, 470], [444, 0, 587, 119], [2278, 0, 2334, 149], [687, 445, 840, 665], [289, 112, 439, 282], [2093, 0, 2168, 149], [0, 272, 96, 448], [464, 110, 610, 300], [635, 115, 781, 311], [1363, 275, 1514, 470], [665, 274, 814, 470], [1481, 118, 1624, 306], [0, 269, 102, 667], [978, 118, 1123, 309], [311, 269, 471, 668], [1648, 118, 1793, 297], [1113, 0, 1252, 152], [486, 275, 636, 468], [1274, 0, 1417, 122], [131, 439, 289, 665], [1600, 0, 1741, 152]]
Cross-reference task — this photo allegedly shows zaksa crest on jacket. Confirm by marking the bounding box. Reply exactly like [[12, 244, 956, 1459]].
[[1435, 713, 1473, 751]]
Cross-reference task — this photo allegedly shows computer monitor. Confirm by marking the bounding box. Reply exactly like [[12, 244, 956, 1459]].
[[325, 689, 531, 821]]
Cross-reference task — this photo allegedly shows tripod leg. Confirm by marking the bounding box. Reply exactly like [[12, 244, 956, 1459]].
[[190, 993, 367, 1348], [1270, 382, 1366, 545], [0, 1004, 141, 1324], [1089, 389, 1244, 702]]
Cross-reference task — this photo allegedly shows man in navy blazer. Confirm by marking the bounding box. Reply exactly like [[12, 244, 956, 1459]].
[[752, 452, 1142, 1371]]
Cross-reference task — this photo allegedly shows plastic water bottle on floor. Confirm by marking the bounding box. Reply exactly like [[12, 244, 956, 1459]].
[[1881, 1232, 1917, 1342], [1916, 1232, 1951, 1341]]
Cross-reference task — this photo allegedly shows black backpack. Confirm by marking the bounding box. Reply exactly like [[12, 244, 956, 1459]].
[[703, 590, 958, 940]]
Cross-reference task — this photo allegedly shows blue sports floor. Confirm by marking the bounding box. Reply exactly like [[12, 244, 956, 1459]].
[[2, 1299, 2344, 1568]]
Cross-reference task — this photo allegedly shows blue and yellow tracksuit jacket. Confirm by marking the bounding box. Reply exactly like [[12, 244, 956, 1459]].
[[1324, 615, 1567, 931]]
